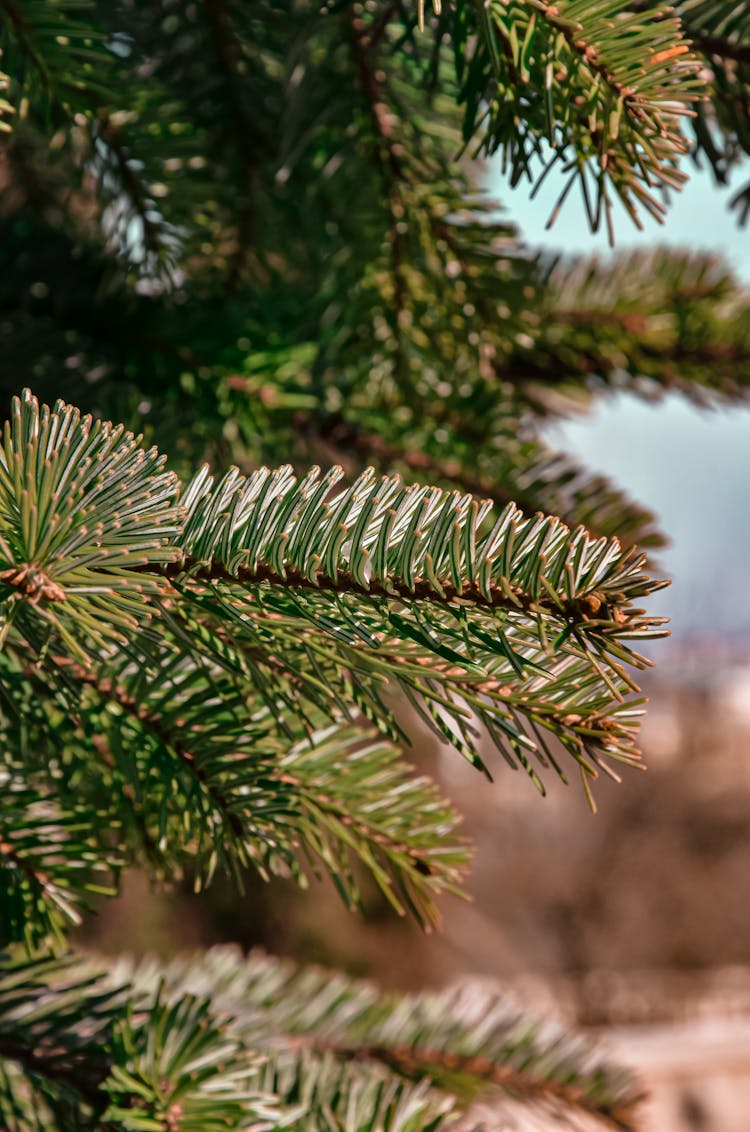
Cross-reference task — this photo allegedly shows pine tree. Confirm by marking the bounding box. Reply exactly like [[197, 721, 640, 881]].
[[0, 2, 748, 1129]]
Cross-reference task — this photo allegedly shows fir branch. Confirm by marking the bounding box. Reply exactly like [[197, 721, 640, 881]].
[[0, 772, 121, 949], [444, 0, 702, 234], [93, 116, 179, 273], [171, 458, 660, 622], [349, 9, 410, 385], [36, 648, 468, 926], [0, 955, 277, 1132], [0, 954, 117, 1114], [51, 656, 246, 842], [310, 412, 665, 548], [153, 946, 645, 1129], [158, 554, 625, 627], [0, 392, 667, 800], [0, 0, 115, 121], [334, 1042, 640, 1128], [527, 249, 750, 404], [0, 948, 642, 1132]]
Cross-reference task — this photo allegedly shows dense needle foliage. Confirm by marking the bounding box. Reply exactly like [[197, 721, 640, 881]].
[[0, 2, 749, 1129]]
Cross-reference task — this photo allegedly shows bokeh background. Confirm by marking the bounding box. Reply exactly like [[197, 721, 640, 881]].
[[68, 160, 750, 1131]]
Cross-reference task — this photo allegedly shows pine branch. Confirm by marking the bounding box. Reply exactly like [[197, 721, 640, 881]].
[[349, 9, 411, 386], [152, 945, 645, 1129], [101, 989, 274, 1132], [256, 1051, 461, 1132], [272, 2, 534, 416], [5, 640, 468, 931], [6, 650, 174, 881], [526, 249, 750, 404], [0, 0, 115, 122], [0, 774, 121, 950], [0, 947, 642, 1130], [91, 115, 183, 277], [0, 953, 280, 1132], [426, 0, 702, 236], [627, 1, 750, 218], [162, 550, 606, 624], [0, 954, 118, 1118], [165, 463, 664, 793], [338, 1043, 638, 1127], [1, 392, 667, 806], [311, 412, 665, 548]]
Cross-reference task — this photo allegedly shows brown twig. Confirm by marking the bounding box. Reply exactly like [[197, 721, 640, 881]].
[[282, 1033, 644, 1131], [154, 556, 641, 631], [349, 10, 410, 383]]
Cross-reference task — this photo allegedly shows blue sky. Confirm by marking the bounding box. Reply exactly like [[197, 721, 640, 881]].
[[489, 163, 750, 644], [497, 161, 749, 275]]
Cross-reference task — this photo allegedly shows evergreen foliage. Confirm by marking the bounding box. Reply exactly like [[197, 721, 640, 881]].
[[0, 1, 748, 1129]]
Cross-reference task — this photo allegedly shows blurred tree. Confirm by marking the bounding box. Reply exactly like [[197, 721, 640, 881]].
[[0, 2, 749, 1129]]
